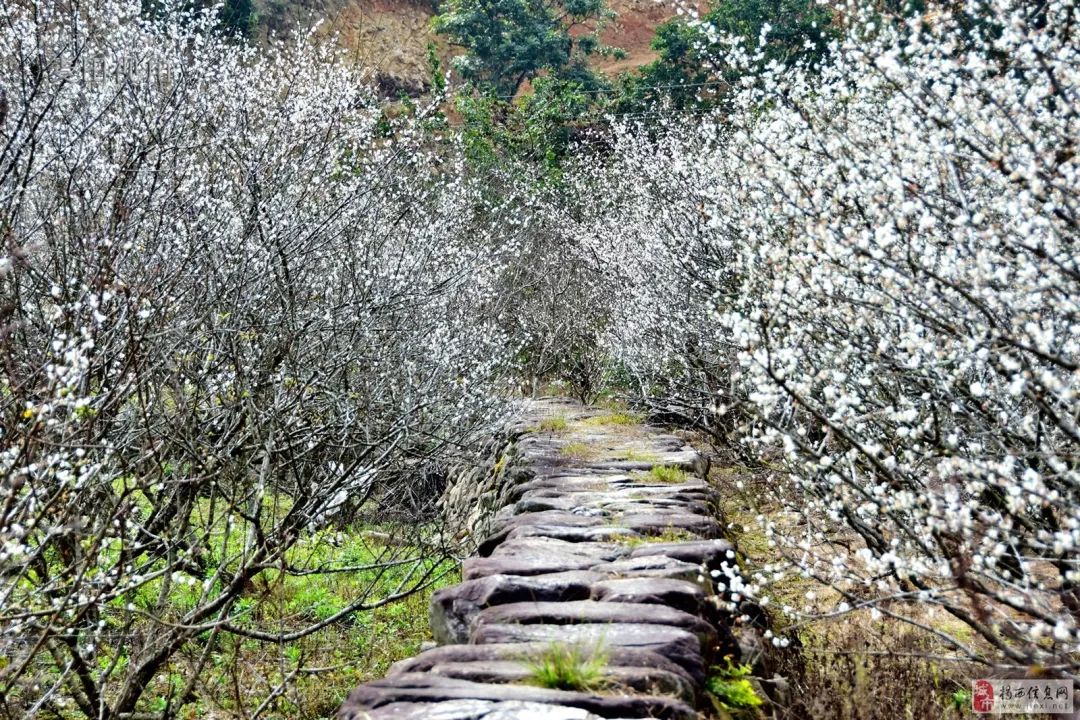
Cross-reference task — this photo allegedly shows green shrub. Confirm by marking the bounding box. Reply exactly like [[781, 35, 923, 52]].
[[707, 658, 762, 712]]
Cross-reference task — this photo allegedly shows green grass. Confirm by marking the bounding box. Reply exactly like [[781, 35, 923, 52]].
[[580, 411, 643, 427], [526, 642, 609, 691], [537, 416, 569, 433], [645, 465, 690, 483], [178, 551, 459, 719], [54, 494, 459, 719]]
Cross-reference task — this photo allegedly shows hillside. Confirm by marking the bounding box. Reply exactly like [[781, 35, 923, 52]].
[[252, 0, 683, 93]]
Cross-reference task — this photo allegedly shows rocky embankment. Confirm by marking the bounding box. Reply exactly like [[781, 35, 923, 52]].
[[339, 398, 762, 720]]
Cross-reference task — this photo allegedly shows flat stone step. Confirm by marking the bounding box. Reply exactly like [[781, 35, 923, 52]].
[[572, 453, 705, 475], [517, 483, 714, 503], [504, 525, 645, 544], [508, 475, 639, 501], [618, 512, 721, 538], [408, 660, 695, 702], [472, 623, 704, 681], [479, 512, 608, 555], [431, 572, 602, 644], [464, 537, 627, 581], [389, 643, 695, 688], [591, 555, 702, 582], [490, 537, 627, 562], [629, 540, 734, 571], [590, 578, 708, 616], [511, 496, 710, 516], [340, 673, 698, 720], [475, 601, 717, 646], [347, 699, 603, 720]]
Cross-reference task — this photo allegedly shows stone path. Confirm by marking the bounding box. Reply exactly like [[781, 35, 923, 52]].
[[339, 398, 738, 720]]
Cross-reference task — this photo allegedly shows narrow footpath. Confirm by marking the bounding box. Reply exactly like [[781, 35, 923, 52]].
[[339, 398, 742, 720]]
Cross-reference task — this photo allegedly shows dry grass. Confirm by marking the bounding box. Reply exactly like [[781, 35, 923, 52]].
[[560, 441, 599, 460], [786, 615, 980, 720], [611, 527, 697, 547]]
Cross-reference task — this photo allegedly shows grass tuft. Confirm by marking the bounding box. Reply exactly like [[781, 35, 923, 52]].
[[647, 465, 690, 483], [537, 416, 569, 433], [581, 411, 643, 427], [560, 442, 596, 460], [526, 642, 608, 691]]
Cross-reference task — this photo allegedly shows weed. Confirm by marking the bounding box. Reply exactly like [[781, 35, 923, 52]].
[[80, 518, 460, 719], [560, 442, 596, 460], [593, 394, 636, 412], [647, 465, 689, 483], [795, 643, 977, 719], [526, 642, 608, 691], [288, 583, 343, 622], [537, 416, 569, 433], [581, 411, 642, 427], [707, 657, 762, 714]]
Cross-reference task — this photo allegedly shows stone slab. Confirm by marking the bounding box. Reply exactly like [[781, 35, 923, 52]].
[[339, 674, 698, 720], [472, 623, 704, 681]]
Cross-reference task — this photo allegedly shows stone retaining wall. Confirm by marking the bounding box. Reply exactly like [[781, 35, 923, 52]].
[[339, 398, 763, 720], [438, 425, 522, 551]]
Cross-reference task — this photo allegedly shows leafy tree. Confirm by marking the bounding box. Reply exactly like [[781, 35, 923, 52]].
[[621, 0, 837, 112], [217, 0, 257, 37], [140, 0, 257, 37], [434, 0, 613, 96], [456, 77, 594, 178]]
